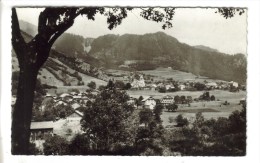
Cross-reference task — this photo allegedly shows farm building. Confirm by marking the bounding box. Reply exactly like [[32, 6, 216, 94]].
[[229, 81, 239, 88], [54, 100, 68, 107], [64, 111, 84, 136], [60, 93, 70, 98], [160, 95, 174, 106], [178, 84, 186, 90], [131, 74, 145, 88], [206, 82, 218, 89], [30, 121, 54, 141], [165, 84, 175, 90], [142, 96, 156, 110], [71, 102, 81, 109], [66, 110, 83, 122], [63, 95, 73, 102]]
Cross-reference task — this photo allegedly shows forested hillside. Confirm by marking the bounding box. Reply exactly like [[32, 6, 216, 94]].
[[18, 20, 247, 84], [89, 32, 247, 84]]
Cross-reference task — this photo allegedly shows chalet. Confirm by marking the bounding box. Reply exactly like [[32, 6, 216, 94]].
[[30, 121, 54, 142], [165, 84, 175, 90], [205, 82, 218, 89], [160, 95, 174, 106], [178, 84, 186, 90], [73, 95, 82, 103], [60, 93, 70, 98], [81, 96, 90, 103], [54, 100, 68, 107], [63, 95, 73, 102], [71, 102, 81, 110], [70, 92, 78, 96], [142, 96, 156, 110], [45, 94, 54, 99], [131, 74, 145, 88], [229, 81, 239, 88], [64, 111, 84, 136], [157, 83, 164, 88], [66, 110, 83, 122]]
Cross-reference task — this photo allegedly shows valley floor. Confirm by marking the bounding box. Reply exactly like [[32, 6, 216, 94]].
[[127, 89, 246, 127]]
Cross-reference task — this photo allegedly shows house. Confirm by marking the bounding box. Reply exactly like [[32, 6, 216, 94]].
[[131, 74, 145, 88], [160, 95, 174, 106], [66, 110, 83, 122], [54, 100, 68, 107], [178, 84, 186, 90], [66, 111, 84, 134], [69, 92, 78, 96], [71, 102, 81, 110], [63, 95, 73, 102], [81, 96, 90, 103], [60, 93, 70, 98], [206, 82, 218, 89], [165, 84, 175, 90], [142, 96, 156, 110], [157, 83, 164, 88], [229, 81, 239, 88], [30, 121, 54, 142]]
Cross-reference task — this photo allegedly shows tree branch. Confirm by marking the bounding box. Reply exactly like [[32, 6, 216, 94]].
[[12, 8, 26, 65]]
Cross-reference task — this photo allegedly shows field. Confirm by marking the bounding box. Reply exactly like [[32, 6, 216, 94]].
[[161, 102, 244, 127], [43, 65, 246, 126], [139, 67, 225, 83], [127, 89, 246, 127], [104, 67, 226, 83]]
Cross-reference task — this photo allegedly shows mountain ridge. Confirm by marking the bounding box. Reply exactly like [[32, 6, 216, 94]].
[[89, 32, 246, 84], [18, 20, 247, 84]]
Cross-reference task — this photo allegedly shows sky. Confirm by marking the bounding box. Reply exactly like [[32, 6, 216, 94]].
[[16, 8, 247, 55]]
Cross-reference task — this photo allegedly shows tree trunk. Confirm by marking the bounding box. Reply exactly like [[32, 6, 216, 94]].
[[11, 62, 38, 154], [11, 8, 77, 154]]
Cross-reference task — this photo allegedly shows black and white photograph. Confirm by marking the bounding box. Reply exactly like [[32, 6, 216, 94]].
[[10, 6, 248, 156], [1, 1, 260, 162]]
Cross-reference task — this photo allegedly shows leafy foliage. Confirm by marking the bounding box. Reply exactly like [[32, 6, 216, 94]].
[[168, 108, 246, 156], [80, 87, 135, 152], [175, 114, 189, 127], [166, 103, 178, 112], [43, 135, 69, 155], [11, 6, 246, 154], [87, 81, 96, 90]]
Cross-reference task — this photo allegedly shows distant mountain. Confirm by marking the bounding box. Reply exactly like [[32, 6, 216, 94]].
[[12, 30, 108, 87], [19, 20, 38, 37], [89, 32, 247, 84], [18, 20, 94, 59], [193, 45, 219, 53], [17, 21, 247, 84]]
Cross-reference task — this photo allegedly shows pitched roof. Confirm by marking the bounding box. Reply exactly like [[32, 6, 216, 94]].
[[72, 103, 81, 109], [162, 95, 174, 100], [30, 121, 53, 130], [60, 93, 70, 98], [142, 96, 155, 102], [68, 110, 83, 117]]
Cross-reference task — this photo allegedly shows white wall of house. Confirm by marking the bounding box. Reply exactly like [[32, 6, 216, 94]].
[[143, 97, 156, 110]]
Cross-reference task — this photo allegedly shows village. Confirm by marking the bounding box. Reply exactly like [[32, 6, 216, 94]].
[[14, 71, 246, 151], [4, 6, 251, 157]]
